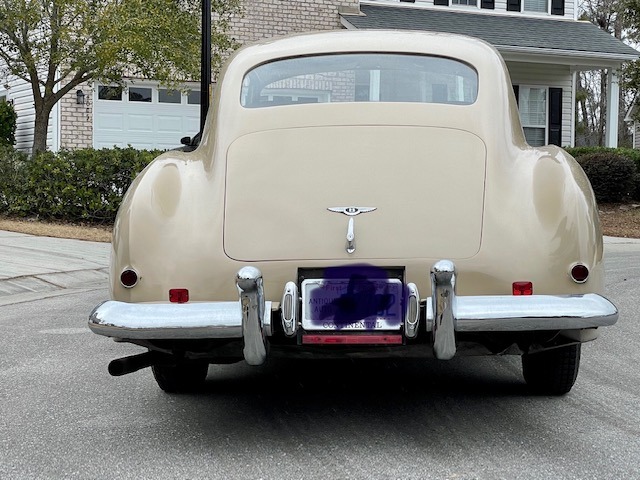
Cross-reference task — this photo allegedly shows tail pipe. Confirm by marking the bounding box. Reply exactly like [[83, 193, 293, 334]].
[[108, 351, 169, 376]]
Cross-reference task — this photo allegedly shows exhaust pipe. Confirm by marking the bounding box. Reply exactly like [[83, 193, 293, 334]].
[[108, 351, 169, 376]]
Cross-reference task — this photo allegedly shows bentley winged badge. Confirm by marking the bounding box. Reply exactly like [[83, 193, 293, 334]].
[[327, 206, 377, 254], [327, 206, 377, 217]]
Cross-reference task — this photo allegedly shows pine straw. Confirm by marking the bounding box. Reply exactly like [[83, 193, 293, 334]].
[[1, 204, 639, 242], [598, 203, 640, 239], [0, 215, 111, 242]]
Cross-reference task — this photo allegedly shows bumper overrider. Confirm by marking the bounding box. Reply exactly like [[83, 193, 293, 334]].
[[89, 261, 618, 364]]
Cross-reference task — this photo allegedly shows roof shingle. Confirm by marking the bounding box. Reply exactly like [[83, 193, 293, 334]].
[[343, 4, 638, 60]]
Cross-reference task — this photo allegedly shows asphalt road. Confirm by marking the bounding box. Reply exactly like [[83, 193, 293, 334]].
[[1, 252, 639, 479]]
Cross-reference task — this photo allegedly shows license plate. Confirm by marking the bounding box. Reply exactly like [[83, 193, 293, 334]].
[[301, 278, 403, 331]]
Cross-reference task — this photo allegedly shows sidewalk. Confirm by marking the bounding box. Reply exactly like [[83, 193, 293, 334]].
[[0, 230, 110, 306], [1, 230, 639, 306], [602, 235, 640, 252]]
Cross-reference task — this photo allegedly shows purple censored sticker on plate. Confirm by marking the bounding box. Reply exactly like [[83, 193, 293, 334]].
[[302, 265, 406, 331]]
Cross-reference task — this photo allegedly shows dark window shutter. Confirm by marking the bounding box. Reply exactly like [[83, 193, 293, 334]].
[[551, 0, 564, 15], [513, 85, 519, 106], [434, 0, 448, 6], [481, 0, 495, 9], [507, 0, 521, 11], [549, 88, 562, 146]]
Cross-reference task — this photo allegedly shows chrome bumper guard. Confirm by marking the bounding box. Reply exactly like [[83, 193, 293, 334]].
[[89, 262, 618, 364]]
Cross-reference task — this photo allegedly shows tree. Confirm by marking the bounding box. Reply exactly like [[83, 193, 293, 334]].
[[622, 0, 640, 120], [577, 0, 632, 146], [0, 0, 241, 153]]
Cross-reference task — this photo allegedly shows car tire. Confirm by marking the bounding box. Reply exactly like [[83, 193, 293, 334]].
[[151, 360, 209, 393], [522, 344, 581, 395]]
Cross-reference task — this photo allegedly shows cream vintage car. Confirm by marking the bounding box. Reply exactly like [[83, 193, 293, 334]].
[[89, 30, 618, 395]]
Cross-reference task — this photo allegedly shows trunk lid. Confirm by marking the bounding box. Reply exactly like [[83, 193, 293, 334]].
[[224, 126, 486, 261]]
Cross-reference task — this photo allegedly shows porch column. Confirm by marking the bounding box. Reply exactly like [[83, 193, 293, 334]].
[[605, 68, 620, 148]]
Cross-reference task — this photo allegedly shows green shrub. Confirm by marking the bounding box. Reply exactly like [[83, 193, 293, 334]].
[[575, 152, 637, 203], [566, 146, 640, 201], [0, 146, 160, 223], [0, 144, 29, 212], [0, 100, 17, 146]]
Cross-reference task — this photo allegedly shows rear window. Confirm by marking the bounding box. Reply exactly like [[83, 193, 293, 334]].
[[241, 53, 478, 108]]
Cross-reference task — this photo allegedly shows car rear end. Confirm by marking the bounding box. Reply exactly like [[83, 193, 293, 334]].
[[89, 31, 618, 395]]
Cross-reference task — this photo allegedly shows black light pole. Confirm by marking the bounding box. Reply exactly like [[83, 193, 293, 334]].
[[200, 0, 211, 133]]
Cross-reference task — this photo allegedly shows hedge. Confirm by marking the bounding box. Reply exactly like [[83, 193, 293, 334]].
[[0, 145, 29, 214], [0, 146, 160, 223], [565, 147, 640, 202], [565, 147, 640, 172]]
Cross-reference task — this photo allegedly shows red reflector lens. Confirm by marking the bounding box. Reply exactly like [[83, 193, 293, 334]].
[[169, 289, 189, 303], [512, 281, 533, 296], [120, 269, 138, 288], [302, 334, 403, 345], [571, 264, 589, 283]]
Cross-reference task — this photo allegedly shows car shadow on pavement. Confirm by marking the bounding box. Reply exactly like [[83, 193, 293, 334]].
[[198, 356, 529, 397], [142, 356, 571, 454]]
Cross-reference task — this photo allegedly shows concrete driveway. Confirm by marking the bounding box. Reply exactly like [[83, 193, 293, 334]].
[[0, 231, 110, 306]]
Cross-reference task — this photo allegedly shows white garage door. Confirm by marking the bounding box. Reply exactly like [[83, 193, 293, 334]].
[[93, 83, 201, 150]]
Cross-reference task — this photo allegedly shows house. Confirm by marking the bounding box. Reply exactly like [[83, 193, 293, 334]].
[[0, 77, 201, 152], [625, 100, 640, 149], [2, 0, 637, 152]]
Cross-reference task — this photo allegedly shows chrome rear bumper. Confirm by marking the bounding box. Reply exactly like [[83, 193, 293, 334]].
[[89, 267, 272, 366], [89, 300, 252, 339], [89, 261, 618, 364], [426, 260, 618, 359]]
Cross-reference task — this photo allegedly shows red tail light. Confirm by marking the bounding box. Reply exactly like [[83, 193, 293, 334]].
[[570, 264, 589, 283], [120, 269, 139, 288], [169, 289, 189, 303], [512, 281, 533, 296]]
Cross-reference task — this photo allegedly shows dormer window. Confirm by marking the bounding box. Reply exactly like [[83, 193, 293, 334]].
[[523, 0, 548, 13], [507, 0, 564, 14], [434, 0, 496, 9]]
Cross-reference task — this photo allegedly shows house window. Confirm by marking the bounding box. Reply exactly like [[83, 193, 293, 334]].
[[508, 0, 562, 13], [129, 87, 152, 102], [98, 86, 123, 101], [452, 0, 477, 5], [159, 89, 181, 104], [523, 0, 548, 12], [187, 90, 201, 105], [519, 87, 547, 146], [257, 91, 328, 105], [355, 70, 371, 101]]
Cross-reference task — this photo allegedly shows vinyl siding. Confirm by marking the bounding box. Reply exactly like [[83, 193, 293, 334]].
[[506, 61, 573, 147], [4, 74, 59, 152]]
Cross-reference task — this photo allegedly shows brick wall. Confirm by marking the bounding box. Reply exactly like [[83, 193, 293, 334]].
[[59, 83, 93, 149], [230, 0, 359, 43]]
